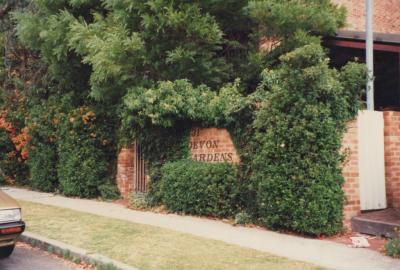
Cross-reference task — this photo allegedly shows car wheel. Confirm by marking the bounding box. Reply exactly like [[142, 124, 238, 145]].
[[0, 245, 15, 258]]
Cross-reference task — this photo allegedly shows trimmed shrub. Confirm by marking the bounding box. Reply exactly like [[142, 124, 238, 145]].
[[251, 44, 365, 236], [27, 102, 59, 192], [57, 145, 109, 198], [28, 143, 58, 192], [160, 160, 239, 217], [57, 106, 118, 198]]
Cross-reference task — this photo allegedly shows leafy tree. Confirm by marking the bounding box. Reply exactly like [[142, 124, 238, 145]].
[[14, 0, 347, 104], [248, 0, 345, 38], [15, 0, 255, 100], [13, 0, 260, 197], [247, 0, 346, 60], [6, 0, 368, 234]]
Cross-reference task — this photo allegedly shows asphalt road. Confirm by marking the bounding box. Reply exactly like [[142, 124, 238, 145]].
[[0, 243, 78, 270]]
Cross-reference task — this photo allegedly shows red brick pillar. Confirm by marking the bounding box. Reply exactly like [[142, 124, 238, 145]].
[[116, 148, 135, 199], [384, 111, 400, 208], [342, 120, 361, 227]]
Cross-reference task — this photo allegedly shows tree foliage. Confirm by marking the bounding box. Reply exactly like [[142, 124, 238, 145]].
[[123, 79, 248, 128], [15, 0, 255, 100], [0, 0, 368, 234], [248, 0, 346, 37]]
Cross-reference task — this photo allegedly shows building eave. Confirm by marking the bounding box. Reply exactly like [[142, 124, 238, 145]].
[[335, 30, 400, 45]]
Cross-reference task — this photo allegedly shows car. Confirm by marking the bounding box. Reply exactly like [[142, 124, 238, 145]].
[[0, 189, 25, 258]]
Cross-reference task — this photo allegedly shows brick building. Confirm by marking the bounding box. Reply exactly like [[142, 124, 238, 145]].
[[333, 0, 400, 34], [329, 0, 400, 233], [328, 0, 400, 109]]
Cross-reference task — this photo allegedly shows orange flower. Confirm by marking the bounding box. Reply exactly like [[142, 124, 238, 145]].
[[82, 111, 96, 124], [21, 150, 29, 160]]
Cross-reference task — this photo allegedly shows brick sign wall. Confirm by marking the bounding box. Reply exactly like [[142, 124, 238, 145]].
[[189, 127, 240, 163]]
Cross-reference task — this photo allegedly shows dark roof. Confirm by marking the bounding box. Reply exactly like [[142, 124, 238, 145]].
[[336, 30, 400, 44]]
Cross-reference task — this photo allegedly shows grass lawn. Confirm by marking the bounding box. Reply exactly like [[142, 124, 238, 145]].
[[20, 201, 327, 270]]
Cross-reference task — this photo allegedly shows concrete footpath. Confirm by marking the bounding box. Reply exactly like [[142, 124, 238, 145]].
[[4, 187, 400, 270]]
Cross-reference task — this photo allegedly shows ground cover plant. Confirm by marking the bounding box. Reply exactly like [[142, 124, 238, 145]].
[[0, 0, 367, 235], [386, 228, 400, 258], [386, 238, 400, 258]]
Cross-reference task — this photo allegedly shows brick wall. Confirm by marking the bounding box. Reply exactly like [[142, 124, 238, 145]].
[[384, 111, 400, 208], [342, 111, 400, 225], [342, 120, 361, 226], [189, 128, 240, 164], [117, 115, 400, 226], [116, 128, 240, 197], [332, 0, 400, 34], [116, 148, 135, 199]]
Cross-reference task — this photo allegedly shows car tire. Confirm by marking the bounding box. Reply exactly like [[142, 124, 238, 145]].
[[0, 245, 15, 259]]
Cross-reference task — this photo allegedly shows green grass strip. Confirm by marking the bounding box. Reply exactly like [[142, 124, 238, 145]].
[[20, 201, 327, 270]]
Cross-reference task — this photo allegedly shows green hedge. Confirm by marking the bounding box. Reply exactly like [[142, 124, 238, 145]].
[[28, 143, 58, 192], [0, 129, 13, 184], [57, 106, 118, 198], [250, 44, 365, 236], [0, 128, 28, 185], [160, 160, 239, 218], [27, 101, 59, 192]]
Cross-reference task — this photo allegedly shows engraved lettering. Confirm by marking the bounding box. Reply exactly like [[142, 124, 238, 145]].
[[189, 128, 239, 164], [190, 128, 200, 137], [199, 141, 206, 149], [212, 140, 219, 148], [220, 153, 226, 161]]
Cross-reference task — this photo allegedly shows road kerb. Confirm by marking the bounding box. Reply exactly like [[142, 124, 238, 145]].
[[19, 231, 139, 270]]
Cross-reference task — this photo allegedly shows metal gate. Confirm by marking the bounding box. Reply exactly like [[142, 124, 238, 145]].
[[133, 141, 147, 192]]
